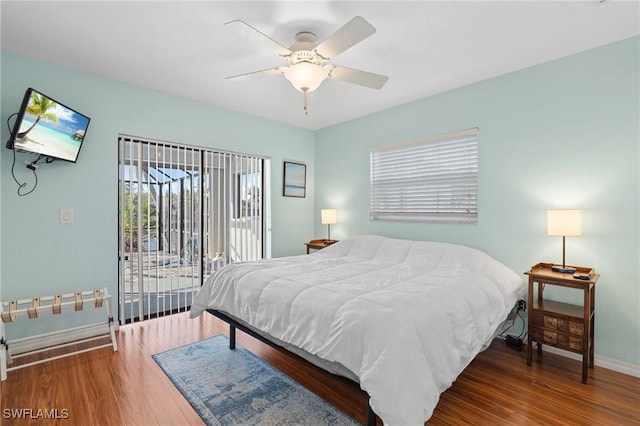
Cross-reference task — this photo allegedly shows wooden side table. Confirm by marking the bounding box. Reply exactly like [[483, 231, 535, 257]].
[[304, 239, 338, 254], [525, 262, 599, 383]]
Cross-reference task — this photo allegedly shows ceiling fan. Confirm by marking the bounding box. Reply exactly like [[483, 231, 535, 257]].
[[225, 16, 388, 114]]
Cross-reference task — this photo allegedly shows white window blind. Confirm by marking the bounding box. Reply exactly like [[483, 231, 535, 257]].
[[370, 128, 478, 223]]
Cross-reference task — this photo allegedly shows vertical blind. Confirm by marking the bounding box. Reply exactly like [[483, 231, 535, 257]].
[[370, 128, 478, 223], [118, 135, 265, 324]]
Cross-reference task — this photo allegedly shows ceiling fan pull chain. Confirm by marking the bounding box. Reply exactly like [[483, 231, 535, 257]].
[[303, 89, 309, 115]]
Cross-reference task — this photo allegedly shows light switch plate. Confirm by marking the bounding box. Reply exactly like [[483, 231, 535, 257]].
[[60, 208, 74, 224]]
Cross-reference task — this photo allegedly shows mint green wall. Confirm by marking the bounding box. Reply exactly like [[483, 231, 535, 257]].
[[315, 37, 640, 366], [0, 53, 3, 304], [2, 37, 638, 368], [0, 52, 315, 335]]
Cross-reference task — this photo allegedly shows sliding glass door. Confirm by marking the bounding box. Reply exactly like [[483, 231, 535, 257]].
[[118, 136, 267, 324]]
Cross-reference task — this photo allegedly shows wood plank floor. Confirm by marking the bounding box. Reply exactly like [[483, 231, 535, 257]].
[[1, 312, 639, 425]]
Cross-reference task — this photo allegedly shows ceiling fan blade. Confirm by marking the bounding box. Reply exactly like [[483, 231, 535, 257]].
[[225, 20, 292, 57], [226, 67, 285, 82], [315, 16, 376, 59], [329, 65, 388, 89]]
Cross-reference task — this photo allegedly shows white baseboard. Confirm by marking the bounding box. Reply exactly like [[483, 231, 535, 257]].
[[541, 344, 640, 378], [8, 324, 638, 378], [9, 322, 115, 355]]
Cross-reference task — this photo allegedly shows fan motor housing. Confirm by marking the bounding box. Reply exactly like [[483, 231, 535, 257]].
[[287, 32, 326, 65]]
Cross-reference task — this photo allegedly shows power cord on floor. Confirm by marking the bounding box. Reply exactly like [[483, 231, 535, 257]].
[[500, 300, 527, 348]]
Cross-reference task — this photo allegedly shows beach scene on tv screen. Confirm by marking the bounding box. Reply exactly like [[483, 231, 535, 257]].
[[13, 91, 89, 162]]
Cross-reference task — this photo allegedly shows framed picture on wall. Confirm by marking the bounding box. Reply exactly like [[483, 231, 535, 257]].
[[283, 161, 306, 198]]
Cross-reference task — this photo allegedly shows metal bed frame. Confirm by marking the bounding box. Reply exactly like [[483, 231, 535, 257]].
[[206, 309, 377, 426]]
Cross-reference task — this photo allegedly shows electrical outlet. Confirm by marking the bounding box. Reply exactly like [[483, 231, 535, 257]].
[[517, 299, 526, 311]]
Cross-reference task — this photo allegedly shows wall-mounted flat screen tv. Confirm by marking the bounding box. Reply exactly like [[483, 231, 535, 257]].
[[5, 87, 90, 163]]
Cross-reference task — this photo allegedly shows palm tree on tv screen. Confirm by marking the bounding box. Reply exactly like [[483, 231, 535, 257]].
[[16, 92, 59, 139]]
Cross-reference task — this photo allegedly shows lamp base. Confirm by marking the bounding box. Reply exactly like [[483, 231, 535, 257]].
[[551, 265, 577, 273]]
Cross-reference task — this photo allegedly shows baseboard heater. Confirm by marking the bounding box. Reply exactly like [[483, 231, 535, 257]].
[[0, 287, 118, 381]]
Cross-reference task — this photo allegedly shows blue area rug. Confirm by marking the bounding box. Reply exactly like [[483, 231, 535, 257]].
[[152, 335, 359, 426]]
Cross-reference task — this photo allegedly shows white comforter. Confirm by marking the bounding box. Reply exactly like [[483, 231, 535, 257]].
[[190, 235, 524, 425]]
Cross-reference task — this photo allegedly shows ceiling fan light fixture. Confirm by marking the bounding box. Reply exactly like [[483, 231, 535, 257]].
[[283, 62, 329, 92]]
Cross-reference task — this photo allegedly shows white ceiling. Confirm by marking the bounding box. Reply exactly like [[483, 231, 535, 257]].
[[1, 1, 638, 130]]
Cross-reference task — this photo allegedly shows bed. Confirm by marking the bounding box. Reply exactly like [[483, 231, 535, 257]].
[[190, 235, 525, 425]]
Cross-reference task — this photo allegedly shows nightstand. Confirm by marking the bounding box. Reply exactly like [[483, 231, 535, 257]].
[[525, 263, 599, 383], [304, 239, 338, 254]]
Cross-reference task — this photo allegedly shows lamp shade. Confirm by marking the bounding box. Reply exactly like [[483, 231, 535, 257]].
[[321, 209, 337, 225], [547, 210, 581, 236]]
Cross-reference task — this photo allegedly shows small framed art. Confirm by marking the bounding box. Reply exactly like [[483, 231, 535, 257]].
[[283, 161, 306, 198]]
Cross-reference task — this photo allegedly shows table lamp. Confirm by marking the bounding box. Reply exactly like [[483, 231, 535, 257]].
[[321, 209, 337, 242], [547, 209, 581, 273]]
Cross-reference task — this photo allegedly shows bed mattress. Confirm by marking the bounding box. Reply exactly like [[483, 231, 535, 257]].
[[191, 235, 525, 425]]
